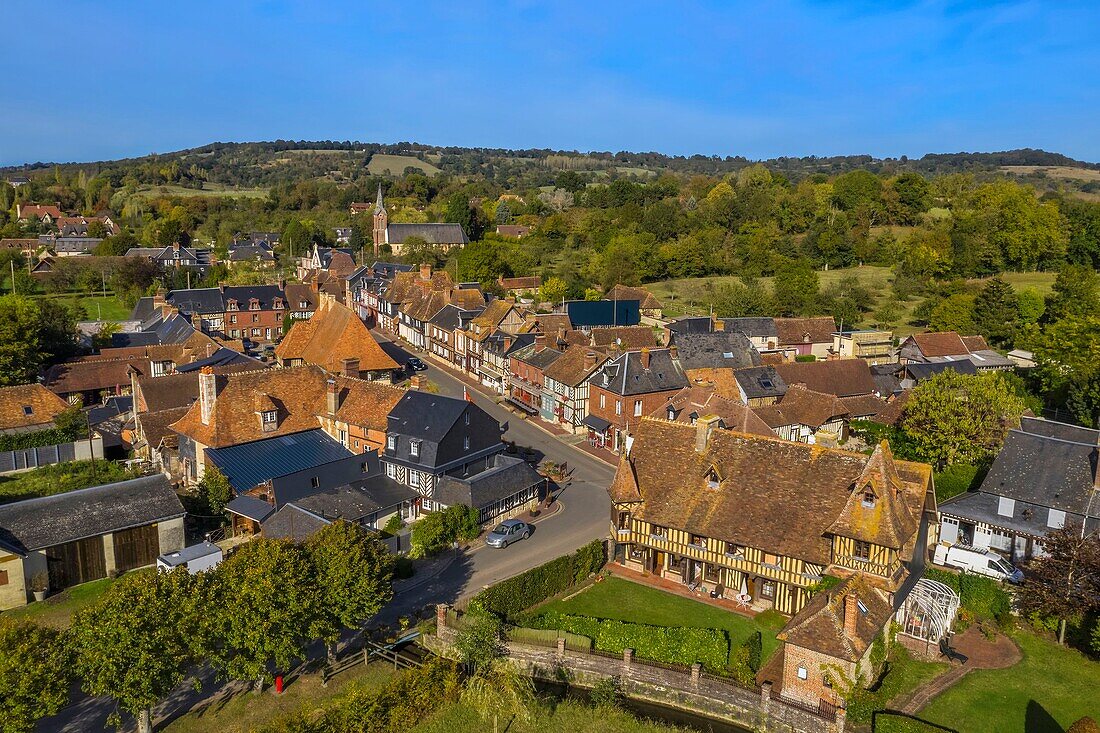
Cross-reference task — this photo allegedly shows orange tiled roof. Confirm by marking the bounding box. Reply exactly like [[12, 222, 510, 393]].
[[652, 386, 773, 437], [908, 331, 969, 358], [606, 284, 662, 310], [0, 384, 70, 431], [275, 298, 398, 373], [774, 316, 837, 345]]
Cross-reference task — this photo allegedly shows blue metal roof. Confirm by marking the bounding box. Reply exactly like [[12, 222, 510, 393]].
[[564, 299, 640, 327], [205, 429, 353, 493]]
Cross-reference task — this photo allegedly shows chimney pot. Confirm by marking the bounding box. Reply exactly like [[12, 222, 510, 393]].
[[420, 263, 432, 281], [694, 414, 721, 453], [326, 377, 339, 416], [640, 348, 651, 370], [535, 333, 547, 352], [844, 592, 859, 639]]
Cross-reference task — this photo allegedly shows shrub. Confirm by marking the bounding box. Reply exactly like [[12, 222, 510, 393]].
[[728, 645, 756, 685], [743, 630, 762, 673], [394, 556, 415, 579], [933, 463, 984, 502], [924, 567, 1010, 621], [471, 540, 605, 620], [532, 612, 730, 671], [410, 505, 483, 557], [0, 406, 88, 452], [383, 513, 405, 535], [506, 625, 592, 652], [590, 676, 623, 708]]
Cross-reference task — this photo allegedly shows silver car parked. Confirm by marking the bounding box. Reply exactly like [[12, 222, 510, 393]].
[[485, 519, 531, 548]]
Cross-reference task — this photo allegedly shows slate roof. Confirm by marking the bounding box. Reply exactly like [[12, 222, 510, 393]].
[[292, 478, 418, 521], [510, 342, 565, 371], [667, 316, 716, 335], [205, 429, 353, 493], [774, 316, 837, 345], [0, 475, 184, 555], [778, 577, 894, 662], [592, 349, 689, 396], [228, 244, 276, 261], [972, 417, 1100, 516], [672, 331, 761, 370], [903, 360, 978, 382], [613, 419, 930, 566], [225, 495, 275, 522], [720, 317, 777, 339], [733, 366, 788, 400], [774, 359, 877, 398], [437, 454, 545, 510], [387, 222, 469, 245], [275, 298, 398, 373], [0, 384, 70, 432], [174, 347, 262, 373], [111, 313, 198, 347], [164, 288, 225, 315], [384, 391, 503, 471], [430, 304, 482, 332]]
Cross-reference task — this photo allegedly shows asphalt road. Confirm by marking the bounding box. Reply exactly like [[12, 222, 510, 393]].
[[39, 332, 614, 732]]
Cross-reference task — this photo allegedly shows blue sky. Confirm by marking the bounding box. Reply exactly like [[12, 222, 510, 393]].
[[1, 0, 1097, 165]]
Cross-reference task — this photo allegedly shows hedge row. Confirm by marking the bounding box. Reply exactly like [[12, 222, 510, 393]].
[[471, 539, 605, 620], [0, 425, 86, 453], [533, 611, 730, 671], [923, 567, 1010, 620]]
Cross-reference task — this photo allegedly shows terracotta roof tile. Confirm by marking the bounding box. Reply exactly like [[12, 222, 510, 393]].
[[909, 331, 969, 358], [543, 345, 608, 387], [774, 316, 837, 345], [0, 384, 70, 432], [684, 368, 749, 401], [652, 387, 774, 437], [752, 385, 850, 429], [170, 365, 403, 448], [606, 284, 662, 310], [275, 298, 398, 373], [778, 576, 894, 661], [614, 418, 929, 566], [960, 335, 988, 352], [773, 359, 876, 398]]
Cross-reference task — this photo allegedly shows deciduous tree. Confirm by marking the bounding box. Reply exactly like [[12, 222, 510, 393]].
[[0, 619, 70, 733], [307, 520, 395, 661], [1018, 526, 1100, 644], [70, 569, 202, 733], [972, 277, 1020, 348]]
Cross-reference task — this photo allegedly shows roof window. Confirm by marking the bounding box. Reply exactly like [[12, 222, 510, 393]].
[[21, 405, 32, 416]]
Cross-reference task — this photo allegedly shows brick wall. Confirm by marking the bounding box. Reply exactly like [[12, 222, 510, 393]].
[[587, 385, 680, 433]]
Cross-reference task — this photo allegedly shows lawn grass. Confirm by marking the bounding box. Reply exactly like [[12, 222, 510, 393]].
[[29, 292, 133, 321], [0, 460, 138, 505], [132, 183, 269, 199], [919, 628, 1100, 733], [413, 698, 697, 733], [163, 661, 398, 733], [525, 576, 786, 660], [3, 576, 116, 628]]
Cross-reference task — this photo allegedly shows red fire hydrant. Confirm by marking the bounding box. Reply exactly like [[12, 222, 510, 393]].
[[275, 674, 284, 695]]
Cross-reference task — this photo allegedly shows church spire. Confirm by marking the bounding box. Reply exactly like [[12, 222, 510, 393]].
[[375, 182, 385, 213]]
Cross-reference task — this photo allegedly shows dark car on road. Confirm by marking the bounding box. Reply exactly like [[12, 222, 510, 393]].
[[406, 357, 428, 372]]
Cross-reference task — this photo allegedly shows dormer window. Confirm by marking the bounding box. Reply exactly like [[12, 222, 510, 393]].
[[410, 439, 421, 459], [299, 300, 309, 309], [273, 298, 284, 310], [249, 299, 260, 311], [706, 468, 721, 490], [861, 489, 876, 508], [387, 435, 396, 451], [227, 299, 239, 311], [667, 406, 676, 420], [260, 409, 277, 431]]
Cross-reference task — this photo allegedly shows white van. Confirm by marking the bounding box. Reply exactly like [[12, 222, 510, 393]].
[[933, 543, 1024, 584]]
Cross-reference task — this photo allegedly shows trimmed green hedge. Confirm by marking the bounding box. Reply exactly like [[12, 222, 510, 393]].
[[471, 540, 605, 620], [932, 464, 984, 502], [923, 567, 1010, 620], [532, 611, 730, 671]]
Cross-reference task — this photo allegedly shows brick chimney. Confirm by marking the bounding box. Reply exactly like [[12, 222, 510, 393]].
[[584, 351, 598, 370], [669, 344, 679, 360], [639, 348, 651, 370], [310, 279, 320, 293], [199, 367, 217, 426], [419, 263, 432, 281], [409, 374, 425, 390], [844, 592, 859, 639], [326, 378, 339, 416], [342, 357, 360, 378], [503, 335, 514, 351], [535, 333, 547, 352], [694, 414, 721, 453], [153, 288, 166, 308]]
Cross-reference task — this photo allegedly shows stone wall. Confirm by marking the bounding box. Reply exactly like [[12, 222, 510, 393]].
[[433, 604, 844, 733]]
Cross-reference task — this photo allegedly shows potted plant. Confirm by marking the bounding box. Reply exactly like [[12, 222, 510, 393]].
[[30, 571, 48, 602]]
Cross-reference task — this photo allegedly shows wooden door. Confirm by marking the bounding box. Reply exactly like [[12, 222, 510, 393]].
[[653, 551, 666, 573], [113, 524, 161, 573], [46, 536, 106, 590]]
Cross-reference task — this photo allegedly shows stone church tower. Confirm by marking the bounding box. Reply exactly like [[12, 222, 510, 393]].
[[372, 183, 388, 257]]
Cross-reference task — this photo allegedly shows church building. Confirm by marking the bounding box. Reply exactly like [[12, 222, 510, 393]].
[[372, 185, 469, 257]]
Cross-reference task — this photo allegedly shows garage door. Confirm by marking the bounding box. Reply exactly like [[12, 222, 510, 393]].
[[46, 536, 107, 590], [113, 524, 161, 573]]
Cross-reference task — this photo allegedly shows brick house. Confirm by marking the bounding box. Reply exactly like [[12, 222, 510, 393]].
[[507, 334, 563, 419], [222, 285, 286, 343], [585, 348, 688, 452]]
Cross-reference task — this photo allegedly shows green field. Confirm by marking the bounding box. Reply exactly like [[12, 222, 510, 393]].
[[132, 183, 269, 199], [525, 576, 786, 660], [919, 629, 1100, 733], [648, 267, 1057, 335], [368, 154, 442, 177]]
